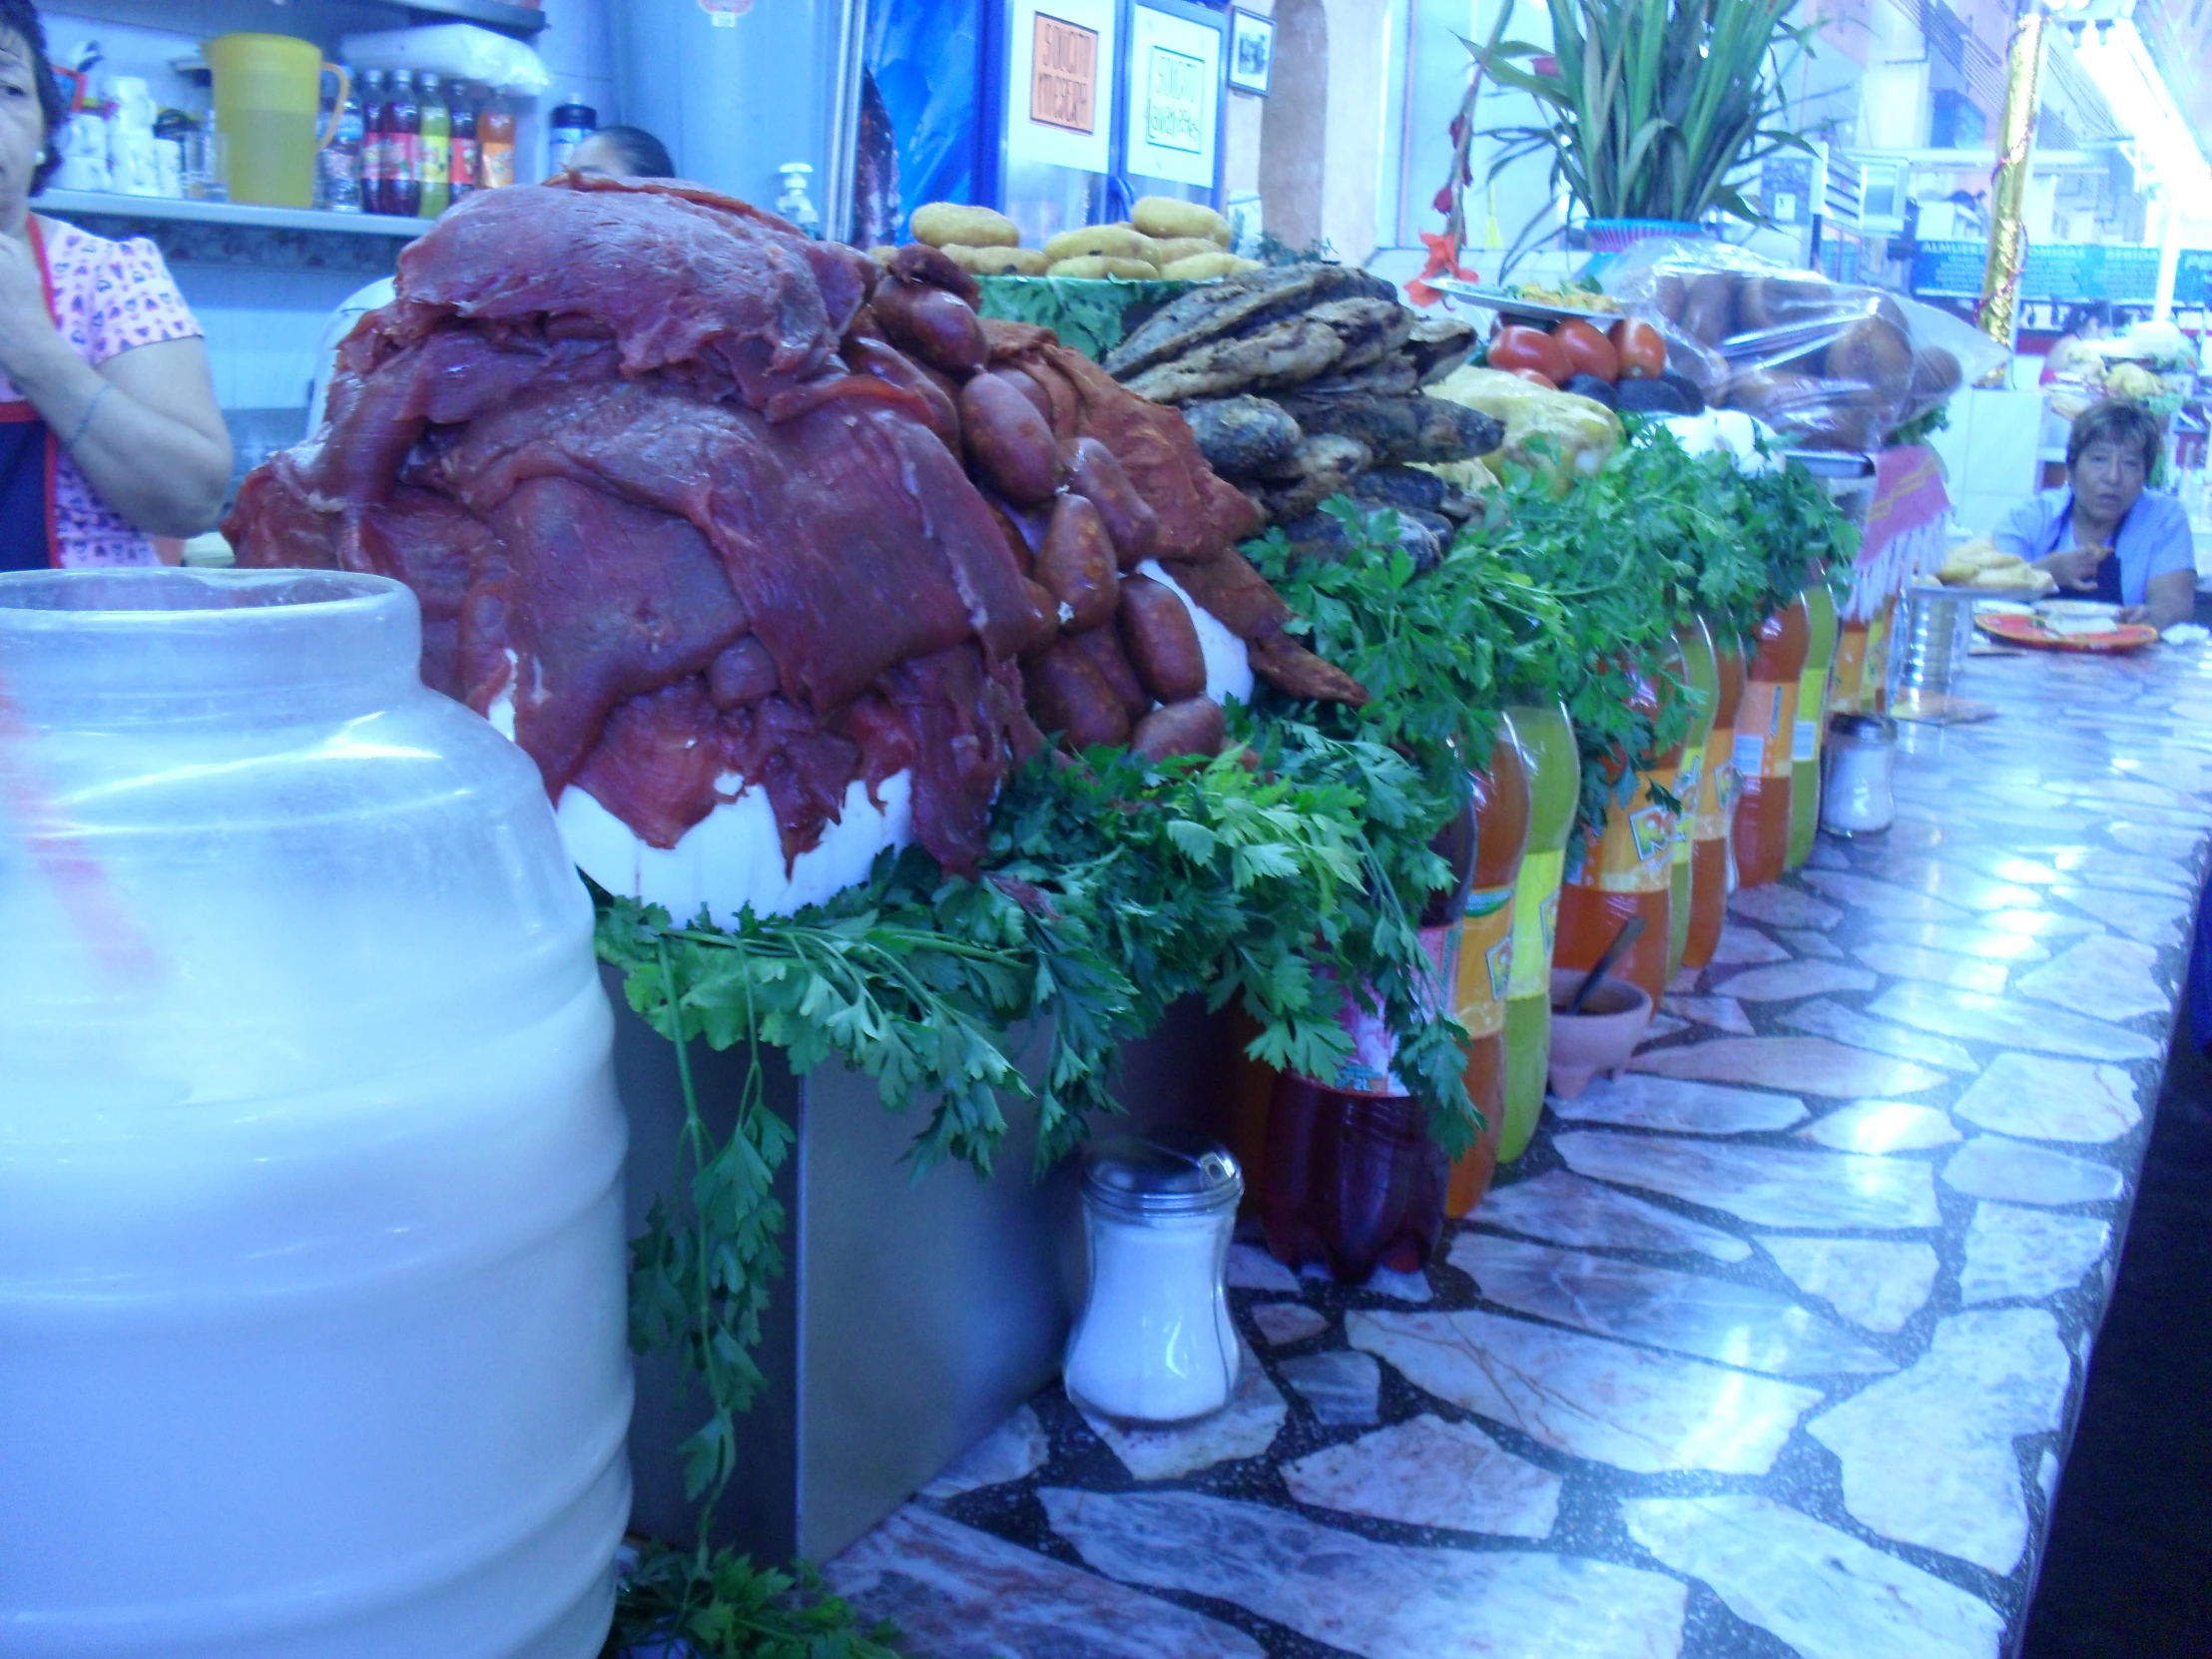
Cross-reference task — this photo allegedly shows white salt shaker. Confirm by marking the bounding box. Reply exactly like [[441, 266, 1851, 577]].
[[1821, 713, 1897, 836], [1064, 1129, 1242, 1426]]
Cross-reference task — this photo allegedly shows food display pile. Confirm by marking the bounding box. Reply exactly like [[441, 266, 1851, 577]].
[[224, 176, 1362, 885], [898, 195, 1261, 281]]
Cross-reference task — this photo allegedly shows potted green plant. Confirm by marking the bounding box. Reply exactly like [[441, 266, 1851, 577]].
[[1455, 0, 1817, 261]]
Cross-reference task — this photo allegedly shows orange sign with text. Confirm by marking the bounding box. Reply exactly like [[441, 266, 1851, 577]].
[[1032, 14, 1099, 133]]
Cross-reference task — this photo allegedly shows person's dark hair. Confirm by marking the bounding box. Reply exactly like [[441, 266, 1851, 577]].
[[2058, 301, 2111, 336], [0, 1, 69, 194], [2067, 397, 2162, 472], [587, 125, 675, 180]]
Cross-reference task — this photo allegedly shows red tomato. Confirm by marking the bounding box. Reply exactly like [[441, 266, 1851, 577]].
[[1508, 367, 1558, 391], [1487, 323, 1570, 385], [1553, 318, 1620, 382], [1609, 317, 1667, 379]]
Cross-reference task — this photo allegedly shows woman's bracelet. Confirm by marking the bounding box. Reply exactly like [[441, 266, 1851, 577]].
[[63, 383, 110, 452]]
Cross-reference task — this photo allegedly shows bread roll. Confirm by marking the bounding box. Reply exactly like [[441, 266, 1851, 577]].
[[945, 244, 1051, 276], [1044, 224, 1155, 263], [1048, 255, 1160, 279], [1160, 252, 1255, 279], [910, 203, 1022, 249], [1131, 197, 1233, 245]]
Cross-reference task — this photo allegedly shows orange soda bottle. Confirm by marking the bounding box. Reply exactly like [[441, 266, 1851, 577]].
[[1786, 578, 1839, 869], [1446, 724, 1530, 1217], [1732, 594, 1810, 890], [1497, 701, 1577, 1164], [1683, 625, 1745, 970], [1554, 648, 1682, 1008]]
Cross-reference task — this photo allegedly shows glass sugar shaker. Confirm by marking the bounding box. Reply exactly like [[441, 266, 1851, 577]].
[[1821, 712, 1897, 836], [1063, 1129, 1243, 1426]]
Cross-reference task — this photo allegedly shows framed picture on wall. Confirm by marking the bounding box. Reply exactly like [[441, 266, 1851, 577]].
[[1228, 9, 1274, 96]]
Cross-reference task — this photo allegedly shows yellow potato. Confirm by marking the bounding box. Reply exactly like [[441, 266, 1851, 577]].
[[909, 202, 1021, 249], [866, 245, 901, 265], [1132, 196, 1233, 246], [1048, 255, 1161, 279], [945, 244, 1050, 276], [1043, 224, 1155, 263], [1148, 236, 1223, 266], [1160, 252, 1258, 279]]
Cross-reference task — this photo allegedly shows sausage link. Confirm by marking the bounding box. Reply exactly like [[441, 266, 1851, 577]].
[[842, 335, 961, 453], [1116, 573, 1208, 702], [960, 372, 1062, 505], [1061, 436, 1159, 567], [1025, 639, 1131, 750], [1131, 697, 1227, 763], [1070, 623, 1149, 719], [1033, 494, 1119, 630], [873, 279, 988, 377]]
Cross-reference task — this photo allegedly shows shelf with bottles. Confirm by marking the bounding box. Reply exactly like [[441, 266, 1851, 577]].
[[40, 190, 427, 240]]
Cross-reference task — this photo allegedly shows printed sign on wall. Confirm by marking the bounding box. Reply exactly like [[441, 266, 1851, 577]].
[[1032, 14, 1099, 134], [1122, 4, 1219, 189], [1008, 0, 1116, 174]]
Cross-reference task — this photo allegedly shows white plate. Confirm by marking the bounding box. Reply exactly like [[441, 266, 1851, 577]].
[[2038, 598, 2121, 619]]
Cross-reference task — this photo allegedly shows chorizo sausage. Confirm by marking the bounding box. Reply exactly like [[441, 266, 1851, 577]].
[[1061, 436, 1158, 567], [1131, 697, 1227, 763], [1070, 623, 1149, 719], [872, 279, 988, 377], [986, 365, 1054, 425], [960, 372, 1061, 505], [1116, 573, 1208, 702], [842, 335, 961, 453], [1032, 494, 1119, 630], [888, 242, 983, 306], [1025, 639, 1131, 750]]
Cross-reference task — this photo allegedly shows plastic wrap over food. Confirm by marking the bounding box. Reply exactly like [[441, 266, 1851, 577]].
[[1599, 239, 2008, 450]]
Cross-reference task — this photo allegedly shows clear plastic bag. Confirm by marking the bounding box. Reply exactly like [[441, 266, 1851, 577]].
[[337, 25, 551, 96], [1599, 239, 2009, 450]]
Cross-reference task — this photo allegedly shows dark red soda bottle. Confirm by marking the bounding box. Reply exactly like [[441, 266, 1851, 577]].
[[1261, 792, 1475, 1283]]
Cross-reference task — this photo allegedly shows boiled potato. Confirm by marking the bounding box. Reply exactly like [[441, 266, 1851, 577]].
[[1147, 236, 1223, 266], [910, 202, 1021, 250], [943, 244, 1051, 276], [1160, 252, 1257, 279], [1043, 224, 1155, 263], [1132, 196, 1233, 246], [1048, 255, 1160, 279]]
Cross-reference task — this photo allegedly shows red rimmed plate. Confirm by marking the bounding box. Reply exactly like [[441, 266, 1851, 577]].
[[1975, 612, 2160, 653]]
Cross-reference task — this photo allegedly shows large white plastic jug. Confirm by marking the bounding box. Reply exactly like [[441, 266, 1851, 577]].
[[0, 569, 631, 1658]]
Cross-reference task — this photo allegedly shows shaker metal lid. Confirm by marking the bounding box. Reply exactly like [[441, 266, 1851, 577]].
[[1829, 712, 1897, 741], [1082, 1127, 1242, 1213]]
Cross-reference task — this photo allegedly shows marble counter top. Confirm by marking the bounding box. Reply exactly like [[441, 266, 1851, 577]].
[[823, 644, 2212, 1659]]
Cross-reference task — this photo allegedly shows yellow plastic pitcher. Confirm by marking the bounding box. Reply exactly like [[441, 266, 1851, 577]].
[[206, 34, 347, 209]]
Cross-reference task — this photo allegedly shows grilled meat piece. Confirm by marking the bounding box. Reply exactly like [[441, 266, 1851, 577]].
[[1404, 314, 1477, 383], [1296, 354, 1420, 399], [1310, 296, 1412, 374], [1275, 391, 1502, 465], [1181, 394, 1303, 477], [1123, 315, 1346, 403], [1105, 264, 1399, 380], [1256, 433, 1372, 522]]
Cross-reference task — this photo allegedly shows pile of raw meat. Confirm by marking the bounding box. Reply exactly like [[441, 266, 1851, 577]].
[[226, 176, 1363, 875]]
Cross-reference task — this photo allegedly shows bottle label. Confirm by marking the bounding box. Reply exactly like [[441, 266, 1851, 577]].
[[1792, 717, 1819, 764], [1671, 746, 1702, 864], [421, 137, 449, 188], [1505, 848, 1564, 1000], [363, 134, 388, 184], [1734, 680, 1797, 782], [1566, 768, 1676, 895], [1453, 884, 1516, 1038], [451, 138, 479, 194], [392, 133, 419, 184], [1794, 664, 1829, 761], [1692, 730, 1733, 842], [482, 140, 516, 189], [1319, 922, 1456, 1096]]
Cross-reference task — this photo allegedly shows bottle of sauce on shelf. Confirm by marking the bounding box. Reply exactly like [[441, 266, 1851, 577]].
[[319, 68, 363, 214], [549, 102, 598, 173], [1261, 797, 1475, 1283], [1683, 622, 1746, 970], [1665, 616, 1718, 982], [385, 69, 420, 219], [358, 68, 389, 217], [480, 93, 517, 190], [1830, 603, 1871, 716], [1787, 577, 1840, 869], [416, 72, 450, 218], [1554, 647, 1683, 1009], [449, 84, 479, 203], [1497, 699, 1575, 1165], [1733, 595, 1811, 889], [1863, 592, 1897, 714], [1445, 726, 1529, 1219]]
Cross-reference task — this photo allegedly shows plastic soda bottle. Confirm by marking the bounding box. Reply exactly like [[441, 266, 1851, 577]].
[[416, 72, 450, 218], [385, 70, 420, 219], [1262, 801, 1475, 1282], [1683, 625, 1745, 970], [1732, 595, 1811, 889], [1787, 577, 1840, 868], [1497, 701, 1576, 1164], [1666, 616, 1718, 981], [1445, 726, 1530, 1218], [1554, 651, 1683, 1009]]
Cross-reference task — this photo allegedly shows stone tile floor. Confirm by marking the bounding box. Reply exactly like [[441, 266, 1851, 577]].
[[823, 648, 2212, 1658]]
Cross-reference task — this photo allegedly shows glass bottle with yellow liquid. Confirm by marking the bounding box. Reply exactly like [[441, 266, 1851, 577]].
[[1497, 701, 1576, 1165], [1732, 595, 1810, 890], [1446, 723, 1529, 1218], [1555, 649, 1683, 1009], [1786, 577, 1839, 869], [1665, 616, 1718, 982], [1683, 624, 1745, 970]]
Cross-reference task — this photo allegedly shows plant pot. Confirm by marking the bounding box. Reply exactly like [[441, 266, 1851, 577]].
[[1582, 218, 1713, 253], [1546, 967, 1654, 1099]]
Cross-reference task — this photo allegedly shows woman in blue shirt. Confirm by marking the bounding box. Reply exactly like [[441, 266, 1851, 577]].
[[1993, 398, 2197, 629]]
